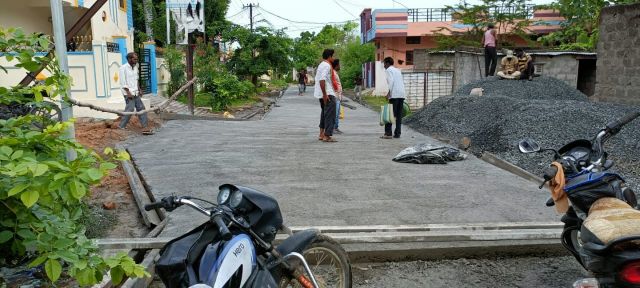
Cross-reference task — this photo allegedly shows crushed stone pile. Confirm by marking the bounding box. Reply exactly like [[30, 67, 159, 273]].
[[456, 76, 589, 101], [405, 76, 640, 190]]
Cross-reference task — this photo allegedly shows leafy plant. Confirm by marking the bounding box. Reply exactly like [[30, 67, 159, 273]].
[[194, 43, 254, 111], [538, 0, 640, 51], [164, 45, 186, 97], [434, 0, 534, 50], [0, 27, 147, 286]]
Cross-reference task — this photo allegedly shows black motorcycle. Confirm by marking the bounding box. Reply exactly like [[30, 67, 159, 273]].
[[518, 111, 640, 288], [144, 184, 352, 288]]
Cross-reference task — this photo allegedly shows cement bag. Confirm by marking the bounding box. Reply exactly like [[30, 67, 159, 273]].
[[393, 143, 467, 164], [379, 103, 395, 126]]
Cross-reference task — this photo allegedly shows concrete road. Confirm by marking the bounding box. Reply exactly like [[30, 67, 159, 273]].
[[127, 87, 555, 237]]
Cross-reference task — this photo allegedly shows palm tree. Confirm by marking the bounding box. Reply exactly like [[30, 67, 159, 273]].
[[142, 0, 154, 40]]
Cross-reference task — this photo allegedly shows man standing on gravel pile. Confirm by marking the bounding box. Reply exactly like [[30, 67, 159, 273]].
[[481, 23, 498, 77]]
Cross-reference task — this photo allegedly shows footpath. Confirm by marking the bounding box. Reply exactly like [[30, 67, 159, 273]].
[[127, 87, 554, 237]]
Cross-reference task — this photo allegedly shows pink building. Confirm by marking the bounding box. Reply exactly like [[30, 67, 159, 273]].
[[360, 7, 564, 70]]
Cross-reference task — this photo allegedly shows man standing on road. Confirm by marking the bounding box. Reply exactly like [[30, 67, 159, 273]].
[[354, 74, 363, 101], [118, 52, 153, 134], [297, 69, 308, 95], [381, 57, 406, 139], [481, 23, 498, 77], [333, 59, 343, 134], [314, 49, 338, 142]]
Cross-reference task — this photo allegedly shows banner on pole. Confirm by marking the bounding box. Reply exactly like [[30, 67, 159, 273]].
[[167, 0, 205, 44]]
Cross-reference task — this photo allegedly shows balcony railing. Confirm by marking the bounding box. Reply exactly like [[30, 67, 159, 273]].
[[67, 35, 93, 52], [408, 8, 452, 22], [407, 5, 535, 22]]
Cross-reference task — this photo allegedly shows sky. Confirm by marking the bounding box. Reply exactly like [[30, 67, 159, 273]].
[[224, 0, 555, 38]]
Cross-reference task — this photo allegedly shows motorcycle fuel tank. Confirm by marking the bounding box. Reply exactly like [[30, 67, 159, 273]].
[[199, 234, 256, 288]]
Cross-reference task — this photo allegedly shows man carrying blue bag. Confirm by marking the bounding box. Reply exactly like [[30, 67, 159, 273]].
[[381, 57, 406, 139]]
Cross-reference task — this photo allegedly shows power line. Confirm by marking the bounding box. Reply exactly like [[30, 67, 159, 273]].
[[227, 7, 246, 19], [392, 0, 408, 8], [258, 6, 356, 25], [333, 0, 358, 18]]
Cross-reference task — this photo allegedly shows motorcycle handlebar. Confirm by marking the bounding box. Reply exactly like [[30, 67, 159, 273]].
[[606, 111, 640, 135], [212, 214, 232, 241], [144, 201, 164, 211]]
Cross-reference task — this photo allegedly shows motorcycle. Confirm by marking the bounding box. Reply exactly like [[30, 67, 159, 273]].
[[144, 184, 352, 288], [518, 111, 640, 288]]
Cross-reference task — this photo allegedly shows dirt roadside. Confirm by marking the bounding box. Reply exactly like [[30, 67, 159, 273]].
[[75, 115, 162, 239]]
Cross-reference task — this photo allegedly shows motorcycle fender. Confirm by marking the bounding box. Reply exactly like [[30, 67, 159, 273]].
[[275, 229, 319, 256]]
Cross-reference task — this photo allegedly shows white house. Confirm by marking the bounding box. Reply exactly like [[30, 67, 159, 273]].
[[0, 0, 170, 119]]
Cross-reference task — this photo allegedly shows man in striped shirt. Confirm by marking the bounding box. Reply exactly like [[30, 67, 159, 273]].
[[515, 48, 534, 81]]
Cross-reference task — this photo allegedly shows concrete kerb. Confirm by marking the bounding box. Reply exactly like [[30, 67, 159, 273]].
[[116, 147, 566, 262]]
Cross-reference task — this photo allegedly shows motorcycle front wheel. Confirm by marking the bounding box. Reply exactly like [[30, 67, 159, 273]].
[[277, 234, 352, 288]]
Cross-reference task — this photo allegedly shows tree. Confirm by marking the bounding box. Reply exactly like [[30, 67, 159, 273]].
[[225, 25, 293, 85], [290, 22, 373, 88], [142, 0, 155, 40], [539, 0, 640, 51], [434, 0, 533, 50], [0, 27, 147, 286]]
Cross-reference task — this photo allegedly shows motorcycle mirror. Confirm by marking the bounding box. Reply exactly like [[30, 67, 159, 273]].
[[518, 138, 541, 153]]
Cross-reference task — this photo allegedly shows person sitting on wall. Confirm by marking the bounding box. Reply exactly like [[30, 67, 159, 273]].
[[515, 48, 535, 81], [496, 50, 520, 80]]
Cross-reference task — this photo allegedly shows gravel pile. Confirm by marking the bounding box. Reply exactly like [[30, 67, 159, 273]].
[[455, 76, 589, 101], [405, 76, 640, 190]]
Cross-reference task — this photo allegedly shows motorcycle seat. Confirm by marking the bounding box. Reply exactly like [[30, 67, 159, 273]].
[[582, 197, 640, 246]]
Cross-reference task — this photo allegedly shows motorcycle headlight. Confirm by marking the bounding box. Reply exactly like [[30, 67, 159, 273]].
[[229, 190, 243, 208], [217, 186, 231, 205]]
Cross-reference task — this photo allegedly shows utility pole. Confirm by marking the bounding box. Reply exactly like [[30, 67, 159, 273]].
[[243, 3, 258, 85], [50, 0, 76, 160], [243, 3, 258, 32]]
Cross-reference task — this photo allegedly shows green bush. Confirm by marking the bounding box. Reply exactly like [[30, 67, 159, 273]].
[[164, 45, 186, 97], [0, 27, 147, 286], [194, 44, 254, 111]]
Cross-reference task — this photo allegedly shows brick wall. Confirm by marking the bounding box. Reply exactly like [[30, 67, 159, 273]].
[[594, 3, 640, 105]]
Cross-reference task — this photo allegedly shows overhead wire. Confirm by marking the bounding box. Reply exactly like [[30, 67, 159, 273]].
[[333, 0, 358, 18], [257, 6, 356, 25]]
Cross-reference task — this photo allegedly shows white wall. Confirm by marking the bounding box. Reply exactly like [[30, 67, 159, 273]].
[[373, 61, 389, 96], [157, 57, 170, 97]]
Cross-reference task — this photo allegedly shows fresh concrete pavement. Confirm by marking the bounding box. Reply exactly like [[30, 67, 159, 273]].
[[127, 87, 556, 237]]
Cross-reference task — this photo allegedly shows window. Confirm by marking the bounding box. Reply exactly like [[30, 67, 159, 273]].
[[534, 63, 544, 75], [119, 0, 126, 10], [405, 50, 414, 65], [406, 37, 421, 44]]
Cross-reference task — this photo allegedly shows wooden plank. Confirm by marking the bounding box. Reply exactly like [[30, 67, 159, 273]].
[[480, 152, 546, 186], [118, 145, 161, 227]]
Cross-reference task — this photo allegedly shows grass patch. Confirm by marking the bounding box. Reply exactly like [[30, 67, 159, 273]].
[[362, 96, 413, 117], [363, 96, 389, 112], [177, 94, 211, 108], [228, 96, 261, 109]]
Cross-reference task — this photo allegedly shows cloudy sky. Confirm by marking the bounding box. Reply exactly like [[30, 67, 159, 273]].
[[225, 0, 555, 38]]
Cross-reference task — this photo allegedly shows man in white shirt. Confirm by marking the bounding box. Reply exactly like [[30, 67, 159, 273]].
[[382, 57, 406, 139], [314, 49, 338, 142], [118, 52, 152, 134]]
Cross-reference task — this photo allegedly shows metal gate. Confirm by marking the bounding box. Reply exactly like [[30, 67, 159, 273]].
[[403, 70, 454, 110], [138, 48, 152, 94]]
